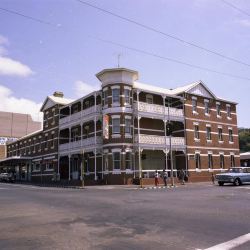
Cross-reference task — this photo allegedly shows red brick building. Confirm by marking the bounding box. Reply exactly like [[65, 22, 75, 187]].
[[1, 68, 240, 185]]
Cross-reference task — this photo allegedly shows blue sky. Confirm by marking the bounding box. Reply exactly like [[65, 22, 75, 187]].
[[0, 0, 250, 126]]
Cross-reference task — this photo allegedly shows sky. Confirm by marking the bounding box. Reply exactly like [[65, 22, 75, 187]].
[[0, 0, 250, 126]]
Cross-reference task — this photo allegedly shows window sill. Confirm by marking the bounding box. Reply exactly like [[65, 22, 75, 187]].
[[194, 138, 200, 142], [208, 168, 214, 172], [217, 115, 222, 119], [195, 168, 201, 172], [229, 141, 234, 144], [205, 113, 210, 117], [227, 117, 232, 120], [206, 140, 212, 143], [192, 111, 198, 115], [219, 141, 224, 144], [112, 170, 121, 174], [125, 169, 133, 174]]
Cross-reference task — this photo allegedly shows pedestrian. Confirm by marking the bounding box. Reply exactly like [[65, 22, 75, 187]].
[[211, 173, 215, 184], [154, 170, 159, 186], [162, 169, 168, 187], [180, 169, 185, 185]]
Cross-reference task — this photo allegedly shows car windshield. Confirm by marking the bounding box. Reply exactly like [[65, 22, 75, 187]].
[[228, 168, 243, 173]]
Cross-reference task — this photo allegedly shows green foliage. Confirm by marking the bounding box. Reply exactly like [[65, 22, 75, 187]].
[[238, 128, 250, 153]]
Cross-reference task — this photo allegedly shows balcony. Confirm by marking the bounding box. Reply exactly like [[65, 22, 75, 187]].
[[134, 102, 184, 121], [59, 105, 101, 126], [59, 136, 102, 152], [134, 134, 185, 150]]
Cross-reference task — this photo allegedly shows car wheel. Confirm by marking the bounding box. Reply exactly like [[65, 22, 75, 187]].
[[218, 181, 224, 186], [234, 178, 241, 186]]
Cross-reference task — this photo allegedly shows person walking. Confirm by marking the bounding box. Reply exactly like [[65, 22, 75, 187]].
[[211, 173, 215, 185], [154, 170, 159, 186], [162, 169, 168, 187], [180, 169, 185, 185]]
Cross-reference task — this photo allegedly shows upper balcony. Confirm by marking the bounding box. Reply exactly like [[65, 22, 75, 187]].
[[59, 136, 102, 153], [134, 102, 184, 121], [134, 134, 185, 151], [59, 104, 102, 126]]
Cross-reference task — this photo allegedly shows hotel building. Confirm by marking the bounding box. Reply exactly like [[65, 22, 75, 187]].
[[1, 68, 240, 185]]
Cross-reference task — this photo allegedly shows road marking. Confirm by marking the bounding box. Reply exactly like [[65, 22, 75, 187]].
[[204, 233, 250, 250]]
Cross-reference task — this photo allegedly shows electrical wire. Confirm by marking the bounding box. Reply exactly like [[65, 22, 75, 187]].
[[221, 0, 250, 17], [76, 0, 250, 68]]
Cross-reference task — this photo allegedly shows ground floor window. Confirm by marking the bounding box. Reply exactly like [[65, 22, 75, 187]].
[[104, 154, 109, 171], [125, 152, 132, 169], [208, 154, 213, 169], [113, 152, 121, 170], [220, 154, 224, 169], [231, 155, 235, 167], [195, 153, 201, 169], [45, 162, 54, 171], [33, 163, 40, 171]]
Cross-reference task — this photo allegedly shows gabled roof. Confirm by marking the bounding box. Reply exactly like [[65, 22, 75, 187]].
[[40, 95, 73, 112], [171, 81, 217, 99]]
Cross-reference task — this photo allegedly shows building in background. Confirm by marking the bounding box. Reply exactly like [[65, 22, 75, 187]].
[[0, 92, 72, 181], [0, 111, 41, 160], [1, 68, 240, 185]]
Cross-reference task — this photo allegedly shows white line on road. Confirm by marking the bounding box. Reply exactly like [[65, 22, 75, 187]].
[[203, 233, 250, 250]]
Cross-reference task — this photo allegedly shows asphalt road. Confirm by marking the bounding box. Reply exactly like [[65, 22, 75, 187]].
[[0, 182, 249, 250]]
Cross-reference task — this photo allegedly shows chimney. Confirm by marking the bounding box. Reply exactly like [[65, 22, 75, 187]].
[[53, 91, 64, 98]]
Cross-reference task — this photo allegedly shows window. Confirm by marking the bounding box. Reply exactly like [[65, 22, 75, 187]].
[[125, 152, 132, 169], [112, 118, 120, 134], [44, 137, 48, 149], [51, 134, 54, 148], [218, 128, 223, 141], [195, 153, 201, 169], [229, 129, 233, 142], [113, 152, 121, 170], [33, 164, 40, 171], [125, 118, 131, 134], [72, 127, 79, 141], [192, 98, 197, 113], [146, 94, 153, 104], [216, 103, 221, 116], [45, 163, 53, 170], [104, 155, 109, 172], [124, 89, 131, 105], [112, 88, 120, 104], [206, 126, 212, 141], [231, 155, 235, 167], [226, 105, 231, 118], [103, 90, 108, 106], [208, 154, 213, 169], [194, 125, 199, 140], [204, 101, 210, 115], [220, 154, 224, 169]]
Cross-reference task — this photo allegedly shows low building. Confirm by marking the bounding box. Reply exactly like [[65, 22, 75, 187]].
[[1, 68, 240, 185], [0, 111, 41, 161]]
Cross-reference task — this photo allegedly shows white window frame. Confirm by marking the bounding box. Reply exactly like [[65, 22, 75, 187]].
[[112, 86, 120, 104], [146, 94, 153, 104], [112, 151, 121, 170], [112, 117, 120, 134]]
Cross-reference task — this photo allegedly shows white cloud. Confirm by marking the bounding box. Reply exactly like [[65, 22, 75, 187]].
[[0, 34, 34, 76], [0, 84, 43, 122], [74, 80, 99, 98], [0, 56, 34, 77]]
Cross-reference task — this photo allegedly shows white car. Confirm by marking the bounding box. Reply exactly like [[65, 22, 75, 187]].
[[215, 167, 250, 186]]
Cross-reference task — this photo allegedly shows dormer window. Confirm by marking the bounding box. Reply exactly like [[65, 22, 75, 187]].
[[146, 94, 153, 104]]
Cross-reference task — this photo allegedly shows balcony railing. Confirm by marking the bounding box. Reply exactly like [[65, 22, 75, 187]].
[[59, 105, 101, 126], [59, 136, 102, 152], [134, 134, 185, 147], [134, 102, 184, 119]]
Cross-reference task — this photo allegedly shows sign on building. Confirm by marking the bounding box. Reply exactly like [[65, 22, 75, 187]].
[[103, 115, 109, 139]]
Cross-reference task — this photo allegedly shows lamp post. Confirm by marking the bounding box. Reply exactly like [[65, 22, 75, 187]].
[[81, 149, 85, 187]]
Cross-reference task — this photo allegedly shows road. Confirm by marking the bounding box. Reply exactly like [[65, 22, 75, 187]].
[[0, 182, 250, 250]]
